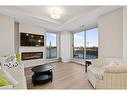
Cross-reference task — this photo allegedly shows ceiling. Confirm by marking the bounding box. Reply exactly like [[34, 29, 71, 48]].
[[0, 6, 121, 32]]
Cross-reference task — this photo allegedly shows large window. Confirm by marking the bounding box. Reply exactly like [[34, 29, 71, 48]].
[[86, 28, 98, 59], [73, 27, 98, 60], [73, 31, 85, 59], [46, 33, 57, 59]]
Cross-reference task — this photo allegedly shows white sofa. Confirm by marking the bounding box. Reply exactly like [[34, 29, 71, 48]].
[[87, 58, 127, 89], [9, 62, 27, 89], [0, 54, 27, 89]]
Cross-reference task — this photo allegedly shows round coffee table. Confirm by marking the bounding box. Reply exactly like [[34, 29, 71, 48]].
[[32, 64, 53, 86]]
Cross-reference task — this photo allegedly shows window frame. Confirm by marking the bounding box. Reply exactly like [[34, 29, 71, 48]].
[[72, 26, 99, 60]]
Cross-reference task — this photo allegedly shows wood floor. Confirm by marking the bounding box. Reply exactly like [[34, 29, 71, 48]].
[[24, 62, 93, 89]]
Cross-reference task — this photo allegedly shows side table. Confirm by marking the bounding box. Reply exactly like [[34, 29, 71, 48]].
[[85, 60, 92, 72]]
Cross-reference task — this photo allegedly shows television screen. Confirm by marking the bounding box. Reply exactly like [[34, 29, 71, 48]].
[[20, 33, 44, 46]]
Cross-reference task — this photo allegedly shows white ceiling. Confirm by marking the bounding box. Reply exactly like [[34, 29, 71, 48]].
[[0, 6, 121, 32]]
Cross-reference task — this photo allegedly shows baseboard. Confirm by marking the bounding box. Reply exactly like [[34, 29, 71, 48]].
[[70, 59, 85, 65]]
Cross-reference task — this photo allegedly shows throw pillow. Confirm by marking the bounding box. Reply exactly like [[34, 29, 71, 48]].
[[0, 74, 10, 86], [16, 54, 21, 63], [0, 54, 19, 69], [0, 68, 18, 85]]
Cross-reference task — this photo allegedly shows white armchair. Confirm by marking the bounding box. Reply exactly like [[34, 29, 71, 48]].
[[87, 58, 127, 89]]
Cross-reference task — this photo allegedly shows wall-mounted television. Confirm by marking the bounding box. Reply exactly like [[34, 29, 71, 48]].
[[20, 33, 44, 47]]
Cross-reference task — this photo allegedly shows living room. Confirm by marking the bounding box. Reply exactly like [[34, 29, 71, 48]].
[[0, 5, 127, 91]]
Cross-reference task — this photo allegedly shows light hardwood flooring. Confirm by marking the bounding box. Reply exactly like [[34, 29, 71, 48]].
[[24, 62, 93, 89]]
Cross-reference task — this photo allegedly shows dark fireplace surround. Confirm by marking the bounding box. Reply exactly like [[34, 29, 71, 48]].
[[22, 52, 43, 61]]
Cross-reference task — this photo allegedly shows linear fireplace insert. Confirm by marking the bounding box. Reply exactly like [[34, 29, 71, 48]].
[[22, 52, 43, 61]]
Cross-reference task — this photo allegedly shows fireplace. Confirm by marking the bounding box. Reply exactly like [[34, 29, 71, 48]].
[[22, 52, 43, 61]]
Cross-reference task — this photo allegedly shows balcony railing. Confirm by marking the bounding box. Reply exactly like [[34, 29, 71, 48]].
[[73, 47, 98, 59], [46, 47, 57, 59]]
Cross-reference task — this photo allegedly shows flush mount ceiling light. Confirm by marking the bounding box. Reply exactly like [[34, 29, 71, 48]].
[[51, 14, 61, 19], [47, 7, 64, 19]]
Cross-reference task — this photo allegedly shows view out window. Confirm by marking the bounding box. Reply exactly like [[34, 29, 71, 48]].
[[73, 31, 85, 59], [73, 27, 98, 59], [46, 33, 57, 59], [86, 28, 98, 59]]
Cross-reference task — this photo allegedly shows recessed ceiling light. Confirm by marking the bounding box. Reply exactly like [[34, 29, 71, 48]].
[[38, 40, 41, 43], [31, 35, 34, 38], [26, 34, 29, 36]]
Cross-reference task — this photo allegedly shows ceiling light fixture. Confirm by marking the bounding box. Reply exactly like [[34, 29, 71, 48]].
[[51, 14, 61, 19], [47, 7, 63, 19]]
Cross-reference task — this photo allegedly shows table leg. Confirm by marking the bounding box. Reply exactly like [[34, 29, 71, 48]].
[[51, 70, 53, 82]]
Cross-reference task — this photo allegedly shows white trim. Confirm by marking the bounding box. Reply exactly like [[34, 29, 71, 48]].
[[70, 58, 85, 65], [45, 58, 59, 64]]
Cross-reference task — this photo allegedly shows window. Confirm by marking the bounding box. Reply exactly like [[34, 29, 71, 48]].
[[46, 33, 57, 59], [73, 27, 98, 60], [73, 31, 85, 59], [86, 28, 98, 59]]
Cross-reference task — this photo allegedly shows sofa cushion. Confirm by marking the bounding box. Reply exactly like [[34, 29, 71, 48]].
[[0, 68, 18, 85], [91, 59, 108, 68], [104, 64, 127, 73], [105, 58, 125, 65], [0, 55, 27, 89], [0, 71, 10, 86], [88, 66, 104, 80]]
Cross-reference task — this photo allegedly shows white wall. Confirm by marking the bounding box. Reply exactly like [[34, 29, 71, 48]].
[[19, 24, 46, 67], [123, 7, 127, 62], [60, 31, 71, 62], [98, 8, 123, 58], [0, 15, 14, 56]]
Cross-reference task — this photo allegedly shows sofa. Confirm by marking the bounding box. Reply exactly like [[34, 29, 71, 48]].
[[87, 58, 127, 89], [0, 54, 27, 89]]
